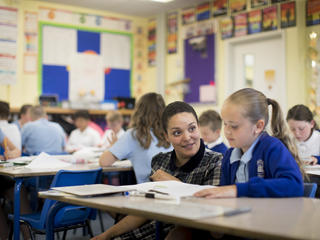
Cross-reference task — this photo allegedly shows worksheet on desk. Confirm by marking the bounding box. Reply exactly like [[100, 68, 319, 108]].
[[132, 181, 215, 199]]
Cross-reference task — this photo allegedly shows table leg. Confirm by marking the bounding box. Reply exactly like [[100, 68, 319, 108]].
[[13, 178, 23, 240]]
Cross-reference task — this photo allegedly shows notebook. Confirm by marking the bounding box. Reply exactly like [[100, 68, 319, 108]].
[[51, 184, 135, 197]]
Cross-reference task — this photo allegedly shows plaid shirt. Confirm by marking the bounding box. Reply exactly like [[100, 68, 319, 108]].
[[113, 140, 222, 240]]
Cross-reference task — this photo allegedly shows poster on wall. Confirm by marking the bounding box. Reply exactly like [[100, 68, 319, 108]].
[[251, 0, 268, 8], [220, 17, 234, 39], [262, 6, 278, 31], [212, 0, 227, 17], [280, 1, 296, 28], [229, 0, 247, 14], [0, 6, 18, 85], [41, 25, 132, 101], [167, 12, 178, 54], [148, 19, 156, 66], [234, 13, 247, 37], [181, 7, 195, 25], [248, 9, 262, 34], [306, 0, 320, 26], [196, 2, 211, 21]]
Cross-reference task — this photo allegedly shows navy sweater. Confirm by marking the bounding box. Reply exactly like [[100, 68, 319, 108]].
[[220, 132, 304, 197], [209, 142, 228, 156]]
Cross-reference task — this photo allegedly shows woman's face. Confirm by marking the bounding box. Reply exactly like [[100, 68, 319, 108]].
[[166, 112, 201, 161], [287, 119, 314, 142]]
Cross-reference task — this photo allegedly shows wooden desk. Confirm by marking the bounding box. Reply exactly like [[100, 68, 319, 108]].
[[39, 193, 320, 240], [0, 163, 133, 240]]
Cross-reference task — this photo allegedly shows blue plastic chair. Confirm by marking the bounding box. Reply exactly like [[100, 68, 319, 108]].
[[10, 168, 102, 239], [304, 183, 317, 198]]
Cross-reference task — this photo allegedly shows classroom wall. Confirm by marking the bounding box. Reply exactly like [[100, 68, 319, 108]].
[[0, 0, 157, 107], [0, 0, 313, 116], [164, 1, 309, 116]]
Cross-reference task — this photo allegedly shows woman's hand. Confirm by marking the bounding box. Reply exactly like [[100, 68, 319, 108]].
[[150, 169, 179, 182], [193, 185, 237, 198]]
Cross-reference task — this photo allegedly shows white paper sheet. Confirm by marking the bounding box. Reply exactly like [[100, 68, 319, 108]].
[[42, 26, 76, 66], [133, 181, 215, 199], [26, 152, 71, 169], [69, 52, 105, 101], [101, 33, 131, 70]]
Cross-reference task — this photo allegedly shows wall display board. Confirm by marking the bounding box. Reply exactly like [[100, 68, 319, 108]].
[[39, 23, 132, 102], [184, 34, 216, 103], [0, 6, 18, 85]]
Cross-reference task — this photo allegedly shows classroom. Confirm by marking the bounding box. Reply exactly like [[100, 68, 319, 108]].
[[0, 0, 320, 239]]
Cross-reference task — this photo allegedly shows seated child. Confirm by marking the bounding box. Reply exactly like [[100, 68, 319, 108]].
[[199, 109, 228, 155], [100, 110, 125, 148], [13, 104, 32, 131], [194, 88, 304, 199], [0, 129, 31, 240], [66, 110, 101, 153], [0, 101, 21, 150], [21, 105, 66, 155], [286, 104, 320, 165]]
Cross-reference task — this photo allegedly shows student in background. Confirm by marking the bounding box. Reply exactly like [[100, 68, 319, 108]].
[[0, 129, 31, 240], [99, 92, 172, 184], [21, 105, 66, 155], [199, 109, 228, 155], [194, 88, 304, 199], [66, 110, 101, 153], [286, 104, 320, 165], [0, 101, 21, 150], [92, 101, 222, 240], [100, 110, 125, 148], [13, 104, 32, 131]]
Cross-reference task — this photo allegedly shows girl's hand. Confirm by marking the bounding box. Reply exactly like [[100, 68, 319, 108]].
[[193, 185, 237, 198], [150, 169, 179, 182], [4, 149, 20, 160], [309, 156, 318, 165], [107, 132, 118, 147]]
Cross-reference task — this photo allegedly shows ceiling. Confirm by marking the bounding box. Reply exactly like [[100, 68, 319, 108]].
[[37, 0, 206, 18]]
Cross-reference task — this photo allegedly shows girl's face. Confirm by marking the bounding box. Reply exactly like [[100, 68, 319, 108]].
[[166, 112, 201, 161], [221, 102, 264, 153], [287, 119, 314, 142]]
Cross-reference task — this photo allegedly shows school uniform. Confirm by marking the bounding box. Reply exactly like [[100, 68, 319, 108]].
[[296, 130, 320, 164], [205, 137, 228, 155], [109, 128, 172, 183], [113, 140, 222, 240], [100, 128, 125, 148], [21, 118, 66, 155], [220, 132, 304, 197], [66, 126, 101, 152], [0, 129, 16, 196], [13, 119, 22, 131], [0, 120, 21, 150]]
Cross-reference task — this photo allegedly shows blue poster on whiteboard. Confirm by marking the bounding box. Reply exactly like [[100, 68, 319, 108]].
[[41, 25, 131, 101]]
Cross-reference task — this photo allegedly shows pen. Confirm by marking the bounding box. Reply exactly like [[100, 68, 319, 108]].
[[223, 207, 251, 217], [125, 191, 177, 200]]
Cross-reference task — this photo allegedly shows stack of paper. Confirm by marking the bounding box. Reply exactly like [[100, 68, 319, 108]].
[[26, 152, 71, 169], [134, 180, 214, 199]]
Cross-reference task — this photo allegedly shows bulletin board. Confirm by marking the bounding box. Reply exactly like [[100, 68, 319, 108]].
[[184, 34, 216, 103], [38, 22, 133, 102]]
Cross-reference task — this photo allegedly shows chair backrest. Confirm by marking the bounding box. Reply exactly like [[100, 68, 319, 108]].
[[39, 168, 102, 226], [303, 183, 317, 198]]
